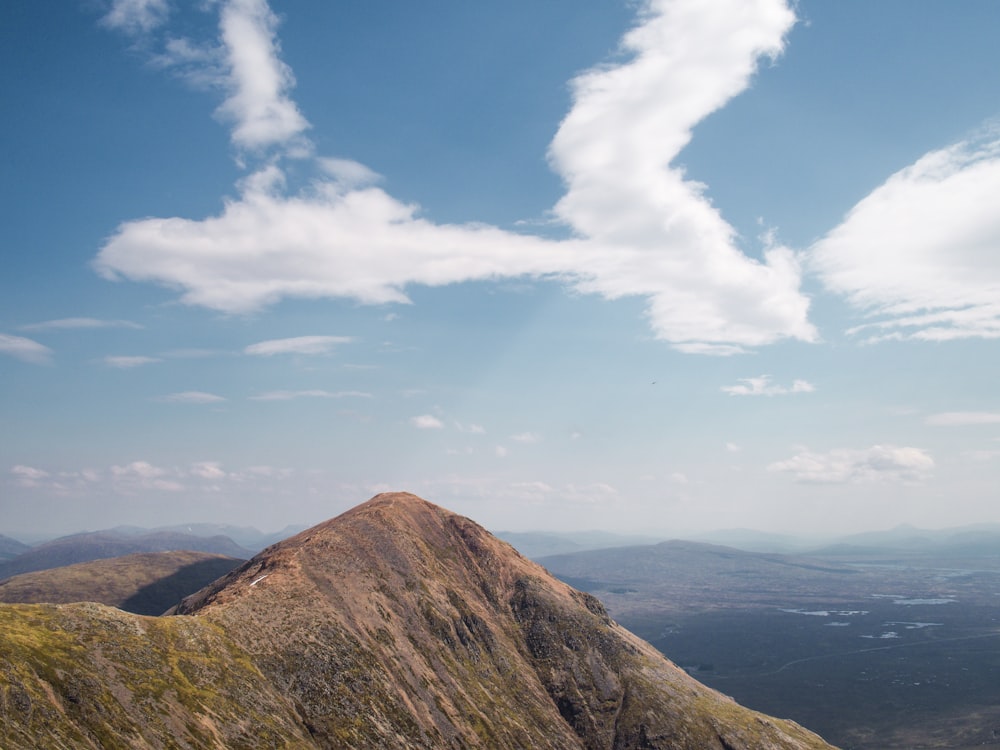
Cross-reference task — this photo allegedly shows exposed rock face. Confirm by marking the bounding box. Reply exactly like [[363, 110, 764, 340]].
[[0, 492, 838, 748]]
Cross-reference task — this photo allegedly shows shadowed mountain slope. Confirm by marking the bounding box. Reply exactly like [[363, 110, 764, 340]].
[[0, 551, 244, 615], [0, 493, 836, 749]]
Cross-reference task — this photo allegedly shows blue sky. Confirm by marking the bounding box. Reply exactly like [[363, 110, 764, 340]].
[[2, 0, 999, 537]]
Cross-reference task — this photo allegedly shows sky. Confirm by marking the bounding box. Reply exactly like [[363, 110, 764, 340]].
[[2, 0, 999, 538]]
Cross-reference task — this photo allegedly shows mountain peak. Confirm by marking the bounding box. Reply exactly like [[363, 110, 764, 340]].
[[168, 492, 833, 749]]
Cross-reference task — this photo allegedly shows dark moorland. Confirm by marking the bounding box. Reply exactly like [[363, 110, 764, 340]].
[[539, 540, 1000, 750]]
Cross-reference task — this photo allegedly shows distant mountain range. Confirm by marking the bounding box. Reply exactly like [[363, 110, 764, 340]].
[[0, 529, 252, 579], [495, 529, 665, 558], [0, 534, 30, 562], [497, 522, 1000, 559], [0, 493, 835, 749]]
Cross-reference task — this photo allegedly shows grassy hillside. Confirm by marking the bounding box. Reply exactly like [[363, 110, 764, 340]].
[[0, 551, 243, 615]]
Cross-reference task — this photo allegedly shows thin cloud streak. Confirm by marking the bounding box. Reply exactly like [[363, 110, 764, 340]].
[[104, 355, 161, 368], [244, 335, 353, 356], [0, 333, 53, 364], [722, 375, 815, 396], [926, 411, 1000, 427], [155, 391, 227, 404], [22, 317, 143, 331], [250, 389, 372, 401]]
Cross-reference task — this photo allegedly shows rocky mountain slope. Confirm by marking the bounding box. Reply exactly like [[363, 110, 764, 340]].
[[0, 492, 837, 749], [0, 551, 243, 615]]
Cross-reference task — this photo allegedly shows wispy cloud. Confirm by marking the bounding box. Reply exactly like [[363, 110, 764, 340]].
[[411, 414, 444, 430], [94, 0, 816, 355], [925, 411, 1000, 427], [21, 317, 143, 331], [11, 465, 50, 487], [510, 432, 541, 444], [811, 131, 1000, 342], [768, 445, 934, 484], [111, 460, 184, 492], [721, 375, 815, 396], [155, 391, 227, 404], [104, 355, 161, 368], [0, 333, 53, 364], [101, 0, 170, 34], [10, 459, 298, 496], [250, 389, 372, 401], [244, 335, 353, 356]]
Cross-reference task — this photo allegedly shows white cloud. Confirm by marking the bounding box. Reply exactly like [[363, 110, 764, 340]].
[[318, 158, 382, 190], [810, 132, 1000, 341], [104, 355, 161, 368], [93, 0, 817, 355], [216, 0, 309, 151], [0, 334, 52, 364], [925, 411, 1000, 427], [721, 375, 815, 396], [547, 0, 812, 352], [411, 414, 444, 430], [495, 445, 508, 458], [111, 460, 184, 491], [510, 432, 541, 444], [768, 445, 934, 484], [101, 0, 170, 34], [249, 389, 372, 401], [156, 391, 226, 403], [725, 442, 742, 453], [244, 335, 353, 356], [455, 422, 486, 434], [11, 465, 50, 487], [22, 317, 143, 331], [190, 461, 227, 480], [112, 460, 165, 479]]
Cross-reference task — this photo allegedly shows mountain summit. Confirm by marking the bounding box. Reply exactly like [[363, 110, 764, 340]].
[[1, 492, 836, 748]]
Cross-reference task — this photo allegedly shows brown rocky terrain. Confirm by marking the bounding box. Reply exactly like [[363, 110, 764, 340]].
[[0, 492, 838, 749]]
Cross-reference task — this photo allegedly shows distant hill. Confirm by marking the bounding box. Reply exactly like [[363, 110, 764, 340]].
[[0, 533, 30, 562], [150, 522, 308, 551], [538, 539, 859, 616], [0, 551, 243, 615], [0, 530, 252, 578], [496, 529, 665, 559], [0, 492, 835, 749]]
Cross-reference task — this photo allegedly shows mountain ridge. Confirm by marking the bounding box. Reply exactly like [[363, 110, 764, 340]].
[[1, 492, 836, 749]]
